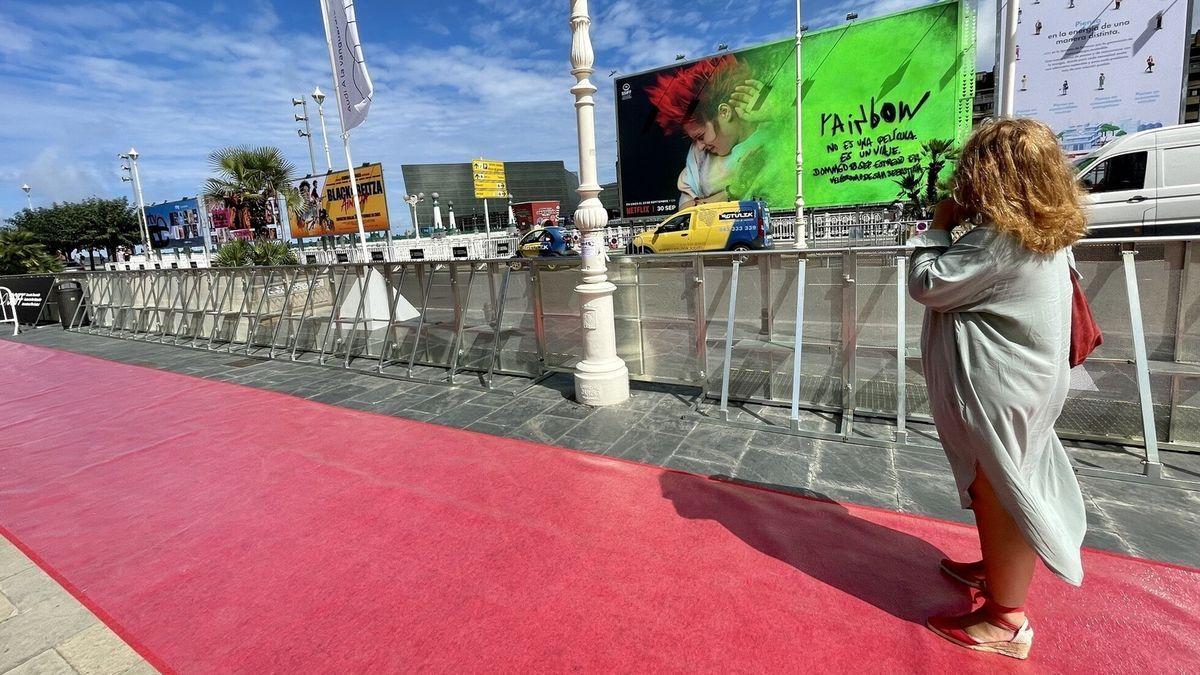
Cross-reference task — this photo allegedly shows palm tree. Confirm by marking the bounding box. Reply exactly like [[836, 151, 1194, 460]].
[[894, 166, 926, 218], [203, 146, 299, 239], [0, 229, 62, 275], [921, 139, 959, 206]]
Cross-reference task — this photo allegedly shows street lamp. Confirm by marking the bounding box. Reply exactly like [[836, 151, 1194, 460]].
[[569, 0, 630, 406], [846, 12, 859, 21], [405, 193, 425, 239], [717, 42, 729, 51], [292, 97, 318, 176], [431, 192, 443, 236], [795, 0, 808, 249], [674, 53, 686, 61], [118, 148, 152, 256], [20, 183, 30, 210], [311, 87, 333, 172]]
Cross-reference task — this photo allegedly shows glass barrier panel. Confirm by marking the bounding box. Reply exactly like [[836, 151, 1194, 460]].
[[630, 257, 699, 385], [494, 262, 541, 377]]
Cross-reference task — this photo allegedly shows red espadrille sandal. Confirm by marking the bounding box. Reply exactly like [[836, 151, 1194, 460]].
[[939, 558, 987, 591], [926, 600, 1033, 660]]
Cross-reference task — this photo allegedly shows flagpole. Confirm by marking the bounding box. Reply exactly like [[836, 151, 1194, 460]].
[[319, 0, 370, 263]]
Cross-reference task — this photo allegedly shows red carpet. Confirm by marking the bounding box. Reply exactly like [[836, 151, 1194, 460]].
[[0, 340, 1197, 673]]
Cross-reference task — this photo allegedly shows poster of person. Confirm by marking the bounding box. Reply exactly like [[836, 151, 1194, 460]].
[[288, 163, 390, 238], [1007, 0, 1188, 157], [614, 0, 973, 218], [143, 198, 206, 249]]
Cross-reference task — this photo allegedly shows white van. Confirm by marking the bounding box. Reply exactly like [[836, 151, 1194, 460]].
[[1075, 124, 1200, 237]]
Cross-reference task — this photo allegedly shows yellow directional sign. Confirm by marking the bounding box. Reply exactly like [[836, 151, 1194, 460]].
[[471, 159, 508, 198]]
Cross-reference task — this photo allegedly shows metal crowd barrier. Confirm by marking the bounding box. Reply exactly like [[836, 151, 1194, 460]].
[[62, 235, 1200, 489]]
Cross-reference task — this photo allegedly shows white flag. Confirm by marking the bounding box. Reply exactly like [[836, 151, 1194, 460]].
[[322, 0, 373, 132]]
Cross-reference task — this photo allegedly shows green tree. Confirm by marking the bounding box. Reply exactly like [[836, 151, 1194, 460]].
[[212, 238, 297, 267], [921, 138, 959, 206], [6, 198, 141, 262], [0, 230, 63, 275], [203, 146, 299, 238], [893, 166, 926, 217]]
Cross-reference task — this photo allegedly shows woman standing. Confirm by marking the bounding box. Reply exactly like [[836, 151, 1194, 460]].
[[907, 118, 1088, 660]]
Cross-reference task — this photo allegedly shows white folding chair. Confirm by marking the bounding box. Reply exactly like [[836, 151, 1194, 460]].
[[0, 286, 18, 336]]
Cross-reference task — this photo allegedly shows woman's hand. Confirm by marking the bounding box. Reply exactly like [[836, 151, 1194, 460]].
[[931, 199, 961, 231]]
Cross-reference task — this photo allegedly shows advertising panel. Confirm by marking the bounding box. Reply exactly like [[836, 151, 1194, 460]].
[[472, 159, 508, 199], [614, 1, 973, 217], [1009, 0, 1189, 157], [0, 274, 55, 325], [144, 198, 205, 249], [288, 163, 390, 238]]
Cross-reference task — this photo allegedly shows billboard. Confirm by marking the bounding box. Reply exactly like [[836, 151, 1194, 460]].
[[288, 163, 390, 238], [1009, 0, 1189, 157], [144, 198, 205, 249], [614, 1, 974, 218]]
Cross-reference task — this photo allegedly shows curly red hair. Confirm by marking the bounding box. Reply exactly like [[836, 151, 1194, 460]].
[[645, 55, 750, 135]]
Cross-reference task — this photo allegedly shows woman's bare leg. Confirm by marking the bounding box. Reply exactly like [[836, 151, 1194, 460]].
[[970, 469, 1036, 639]]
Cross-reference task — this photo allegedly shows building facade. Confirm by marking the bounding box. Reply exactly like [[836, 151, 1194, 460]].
[[1186, 30, 1200, 124], [973, 70, 995, 126], [400, 161, 581, 234]]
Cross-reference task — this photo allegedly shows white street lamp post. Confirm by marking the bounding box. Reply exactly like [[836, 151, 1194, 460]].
[[311, 87, 334, 172], [292, 96, 317, 253], [794, 2, 807, 249], [406, 193, 424, 240], [431, 192, 443, 234], [20, 183, 31, 210], [292, 97, 318, 176], [569, 0, 630, 406], [120, 149, 152, 257]]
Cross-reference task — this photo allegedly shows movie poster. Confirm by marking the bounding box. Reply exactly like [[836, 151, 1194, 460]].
[[288, 163, 390, 238], [144, 198, 205, 249], [614, 1, 974, 217], [1007, 0, 1188, 157]]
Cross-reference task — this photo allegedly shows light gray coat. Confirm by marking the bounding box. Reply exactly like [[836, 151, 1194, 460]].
[[908, 225, 1086, 586]]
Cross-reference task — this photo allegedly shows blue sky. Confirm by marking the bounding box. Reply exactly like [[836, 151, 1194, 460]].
[[0, 0, 1196, 232]]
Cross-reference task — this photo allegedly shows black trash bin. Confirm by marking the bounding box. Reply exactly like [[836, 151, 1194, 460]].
[[56, 280, 88, 328]]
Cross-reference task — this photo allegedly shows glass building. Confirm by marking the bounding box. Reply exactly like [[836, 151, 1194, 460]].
[[400, 161, 583, 234]]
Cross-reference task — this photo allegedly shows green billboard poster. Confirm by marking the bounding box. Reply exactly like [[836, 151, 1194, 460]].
[[614, 0, 975, 218]]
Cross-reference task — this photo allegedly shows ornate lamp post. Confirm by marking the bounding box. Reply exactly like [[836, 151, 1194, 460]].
[[794, 2, 808, 248], [405, 193, 424, 240], [569, 0, 629, 405]]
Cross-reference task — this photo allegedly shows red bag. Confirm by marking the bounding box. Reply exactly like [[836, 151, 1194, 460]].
[[1069, 268, 1103, 367]]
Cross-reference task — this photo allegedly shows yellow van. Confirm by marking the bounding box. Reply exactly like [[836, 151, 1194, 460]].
[[627, 200, 773, 254]]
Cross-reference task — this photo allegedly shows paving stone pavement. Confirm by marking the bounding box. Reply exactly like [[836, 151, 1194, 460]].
[[3, 326, 1200, 666], [0, 536, 154, 675]]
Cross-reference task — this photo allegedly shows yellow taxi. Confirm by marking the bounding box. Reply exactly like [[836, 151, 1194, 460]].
[[627, 200, 773, 254]]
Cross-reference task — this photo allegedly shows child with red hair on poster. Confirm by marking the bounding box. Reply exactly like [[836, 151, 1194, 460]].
[[646, 54, 781, 208]]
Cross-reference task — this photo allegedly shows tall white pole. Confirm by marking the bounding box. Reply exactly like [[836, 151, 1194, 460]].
[[197, 195, 214, 267], [999, 0, 1020, 117], [319, 0, 369, 262], [296, 98, 318, 175], [314, 95, 334, 171], [129, 155, 152, 256], [569, 0, 630, 406], [793, 0, 807, 249], [483, 198, 491, 236]]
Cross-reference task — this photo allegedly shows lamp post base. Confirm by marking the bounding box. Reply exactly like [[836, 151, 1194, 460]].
[[572, 279, 630, 406]]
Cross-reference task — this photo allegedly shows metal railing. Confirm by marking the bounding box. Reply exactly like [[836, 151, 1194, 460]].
[[63, 235, 1200, 489]]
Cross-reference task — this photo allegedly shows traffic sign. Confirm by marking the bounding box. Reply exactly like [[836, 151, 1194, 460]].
[[472, 159, 508, 198]]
